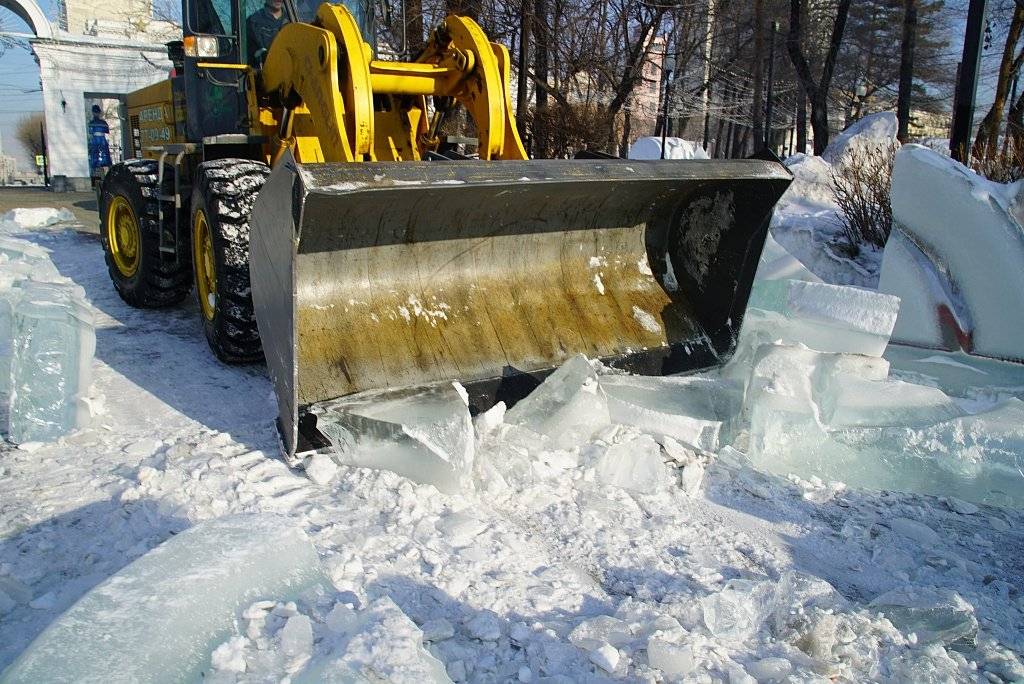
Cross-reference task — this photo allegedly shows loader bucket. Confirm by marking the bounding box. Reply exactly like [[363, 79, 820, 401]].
[[249, 152, 791, 457]]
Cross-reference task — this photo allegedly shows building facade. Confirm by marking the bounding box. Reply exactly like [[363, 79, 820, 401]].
[[2, 0, 175, 190]]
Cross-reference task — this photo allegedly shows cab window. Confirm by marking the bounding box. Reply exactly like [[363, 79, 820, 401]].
[[189, 0, 236, 35]]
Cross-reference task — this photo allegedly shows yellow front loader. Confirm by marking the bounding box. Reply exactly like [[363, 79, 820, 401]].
[[99, 0, 790, 459]]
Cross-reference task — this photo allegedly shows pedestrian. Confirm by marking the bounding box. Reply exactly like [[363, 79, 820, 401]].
[[88, 104, 112, 182]]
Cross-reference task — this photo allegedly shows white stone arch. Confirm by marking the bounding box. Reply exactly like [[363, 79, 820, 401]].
[[0, 0, 52, 38]]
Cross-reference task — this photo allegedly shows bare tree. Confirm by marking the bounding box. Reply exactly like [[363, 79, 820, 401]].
[[786, 0, 852, 154], [16, 113, 45, 159]]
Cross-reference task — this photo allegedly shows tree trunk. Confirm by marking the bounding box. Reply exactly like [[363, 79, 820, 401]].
[[620, 108, 631, 158], [809, 92, 830, 156], [533, 0, 549, 155], [796, 83, 806, 153], [751, 0, 765, 147], [786, 0, 852, 154], [516, 0, 532, 126], [896, 0, 917, 143], [972, 5, 1024, 159], [714, 108, 727, 158]]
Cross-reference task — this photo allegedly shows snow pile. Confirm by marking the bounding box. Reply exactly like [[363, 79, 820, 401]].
[[821, 111, 899, 165], [628, 136, 710, 160], [778, 153, 836, 210], [2, 515, 328, 683], [879, 144, 1024, 362], [0, 227, 95, 442], [771, 112, 900, 287], [0, 208, 76, 231]]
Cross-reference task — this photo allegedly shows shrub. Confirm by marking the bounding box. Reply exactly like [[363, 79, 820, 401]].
[[830, 141, 897, 252], [971, 139, 1024, 183]]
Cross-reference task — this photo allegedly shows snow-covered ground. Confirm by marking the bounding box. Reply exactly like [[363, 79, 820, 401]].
[[0, 173, 1023, 683]]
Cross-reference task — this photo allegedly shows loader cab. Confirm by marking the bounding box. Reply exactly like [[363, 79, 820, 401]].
[[179, 0, 374, 142]]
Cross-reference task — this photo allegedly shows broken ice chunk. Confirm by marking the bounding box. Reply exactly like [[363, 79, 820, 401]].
[[816, 375, 965, 428], [505, 354, 610, 449], [749, 396, 1024, 508], [2, 515, 327, 683], [280, 614, 314, 660], [888, 517, 940, 546], [870, 587, 978, 647], [304, 452, 339, 485], [739, 278, 899, 362], [6, 280, 95, 443], [599, 374, 742, 451], [568, 615, 634, 651], [746, 657, 793, 682], [590, 643, 620, 673], [295, 597, 452, 683], [701, 579, 775, 642], [311, 382, 474, 494], [647, 638, 696, 677], [740, 344, 890, 419], [755, 233, 822, 283], [594, 434, 668, 493], [209, 636, 248, 674]]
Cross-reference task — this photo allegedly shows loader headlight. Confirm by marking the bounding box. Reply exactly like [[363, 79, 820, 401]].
[[183, 35, 220, 58]]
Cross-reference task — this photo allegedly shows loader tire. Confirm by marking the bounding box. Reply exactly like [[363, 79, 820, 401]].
[[99, 160, 191, 307], [190, 159, 270, 364]]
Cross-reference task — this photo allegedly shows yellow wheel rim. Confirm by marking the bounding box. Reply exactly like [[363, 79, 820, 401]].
[[106, 195, 140, 277], [193, 209, 217, 321]]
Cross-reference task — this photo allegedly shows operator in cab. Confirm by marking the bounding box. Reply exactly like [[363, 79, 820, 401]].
[[246, 0, 286, 64]]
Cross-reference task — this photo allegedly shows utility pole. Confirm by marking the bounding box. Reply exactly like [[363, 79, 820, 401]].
[[950, 0, 987, 162], [897, 0, 917, 143]]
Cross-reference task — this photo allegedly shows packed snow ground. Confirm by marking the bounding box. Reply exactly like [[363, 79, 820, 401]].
[[0, 197, 1022, 682]]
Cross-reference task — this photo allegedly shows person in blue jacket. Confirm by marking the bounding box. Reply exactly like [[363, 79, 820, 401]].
[[87, 104, 112, 178]]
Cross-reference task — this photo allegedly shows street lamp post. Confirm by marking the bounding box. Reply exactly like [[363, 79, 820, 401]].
[[660, 52, 676, 160]]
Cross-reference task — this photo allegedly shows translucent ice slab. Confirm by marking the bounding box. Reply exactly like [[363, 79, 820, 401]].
[[870, 587, 978, 647], [6, 280, 95, 442], [599, 374, 742, 451], [745, 279, 899, 357], [1, 515, 327, 683], [310, 382, 474, 494], [880, 144, 1024, 361], [505, 354, 610, 450], [749, 397, 1024, 508]]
